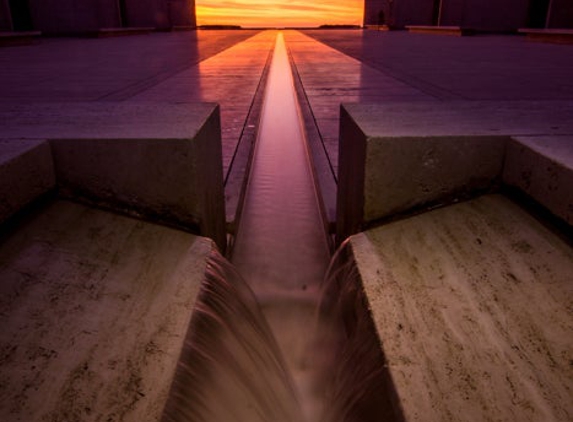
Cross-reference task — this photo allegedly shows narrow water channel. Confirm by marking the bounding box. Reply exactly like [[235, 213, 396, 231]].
[[231, 32, 331, 421]]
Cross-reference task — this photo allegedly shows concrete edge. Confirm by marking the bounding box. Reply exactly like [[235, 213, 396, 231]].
[[518, 28, 573, 44], [288, 43, 337, 247], [405, 25, 475, 36], [224, 42, 275, 249], [0, 139, 56, 224], [0, 104, 227, 252], [504, 136, 573, 226]]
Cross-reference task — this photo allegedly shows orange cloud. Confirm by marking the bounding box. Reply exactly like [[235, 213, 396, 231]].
[[196, 0, 363, 27]]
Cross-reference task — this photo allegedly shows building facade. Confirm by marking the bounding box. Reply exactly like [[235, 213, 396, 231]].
[[363, 0, 573, 30], [1, 0, 196, 33]]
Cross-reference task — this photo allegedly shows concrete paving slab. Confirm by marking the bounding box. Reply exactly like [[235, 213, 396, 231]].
[[0, 199, 214, 422], [0, 30, 261, 102], [303, 30, 573, 101], [346, 194, 573, 422], [0, 139, 54, 224]]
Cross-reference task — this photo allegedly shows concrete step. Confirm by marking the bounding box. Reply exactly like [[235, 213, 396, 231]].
[[406, 25, 475, 36], [0, 31, 41, 46], [518, 28, 573, 44]]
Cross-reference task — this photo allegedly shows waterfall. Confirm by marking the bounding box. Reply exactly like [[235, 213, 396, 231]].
[[161, 248, 303, 422], [318, 239, 405, 422]]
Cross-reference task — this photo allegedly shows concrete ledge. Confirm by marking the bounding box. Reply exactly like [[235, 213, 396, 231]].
[[337, 102, 573, 242], [0, 103, 226, 251], [346, 194, 573, 421], [503, 136, 573, 226], [0, 139, 55, 224], [0, 31, 41, 46], [89, 27, 155, 38], [406, 25, 474, 36], [518, 28, 573, 44], [0, 200, 213, 422]]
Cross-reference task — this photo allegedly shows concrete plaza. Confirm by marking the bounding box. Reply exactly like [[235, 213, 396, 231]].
[[1, 29, 572, 421]]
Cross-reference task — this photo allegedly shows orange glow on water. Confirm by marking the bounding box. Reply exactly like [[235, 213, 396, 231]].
[[196, 0, 363, 28]]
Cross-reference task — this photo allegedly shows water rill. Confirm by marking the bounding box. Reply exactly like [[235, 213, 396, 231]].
[[230, 32, 332, 420], [161, 249, 303, 422], [162, 31, 393, 422]]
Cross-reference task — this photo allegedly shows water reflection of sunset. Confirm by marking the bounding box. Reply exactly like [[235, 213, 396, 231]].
[[196, 0, 363, 28]]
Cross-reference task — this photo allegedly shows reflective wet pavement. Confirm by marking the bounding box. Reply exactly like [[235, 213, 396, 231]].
[[2, 28, 572, 216]]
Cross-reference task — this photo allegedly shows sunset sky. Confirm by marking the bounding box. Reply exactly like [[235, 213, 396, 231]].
[[196, 0, 363, 28]]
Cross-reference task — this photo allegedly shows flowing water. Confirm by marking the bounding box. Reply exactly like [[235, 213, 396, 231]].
[[162, 31, 392, 422], [318, 240, 405, 422], [161, 249, 303, 422], [230, 32, 332, 421]]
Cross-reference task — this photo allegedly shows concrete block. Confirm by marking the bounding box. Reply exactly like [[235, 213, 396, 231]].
[[337, 102, 573, 242], [0, 103, 227, 252], [0, 200, 213, 422], [337, 104, 505, 242], [503, 136, 573, 226], [0, 139, 55, 224], [344, 194, 573, 421]]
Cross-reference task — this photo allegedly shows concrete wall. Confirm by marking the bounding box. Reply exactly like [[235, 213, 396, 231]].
[[124, 0, 169, 29], [0, 0, 13, 30], [363, 0, 385, 25], [366, 0, 538, 30], [29, 0, 120, 34], [393, 0, 434, 26], [169, 0, 196, 27], [10, 0, 195, 34], [439, 0, 528, 31], [548, 0, 573, 28]]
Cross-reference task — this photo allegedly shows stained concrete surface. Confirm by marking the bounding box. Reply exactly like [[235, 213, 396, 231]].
[[348, 194, 573, 421], [0, 200, 213, 422]]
